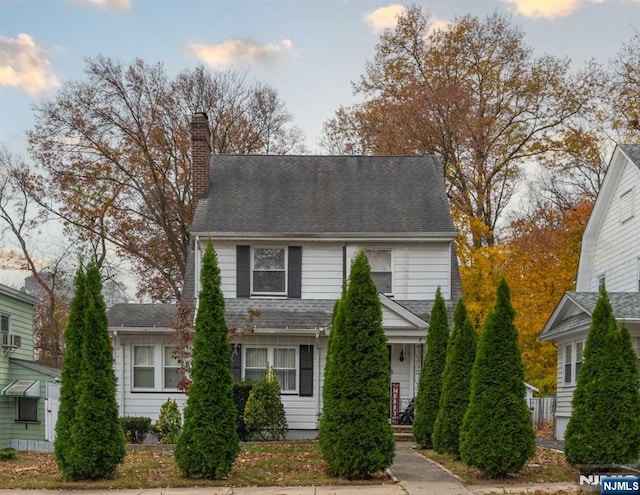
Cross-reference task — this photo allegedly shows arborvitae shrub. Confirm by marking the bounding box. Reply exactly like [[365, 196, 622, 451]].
[[565, 289, 640, 468], [175, 243, 239, 479], [413, 287, 449, 448], [460, 279, 535, 478], [67, 262, 126, 480], [319, 251, 394, 479], [244, 369, 288, 441], [54, 265, 86, 478], [432, 298, 477, 456]]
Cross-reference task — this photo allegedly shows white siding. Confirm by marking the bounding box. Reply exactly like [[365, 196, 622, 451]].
[[587, 164, 640, 292], [203, 241, 453, 301], [300, 244, 343, 299], [346, 243, 451, 300]]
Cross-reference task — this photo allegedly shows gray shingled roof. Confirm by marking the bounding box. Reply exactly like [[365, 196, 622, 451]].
[[619, 144, 640, 169], [10, 358, 61, 378], [540, 292, 640, 340], [105, 299, 457, 333], [191, 155, 455, 235], [107, 303, 177, 328]]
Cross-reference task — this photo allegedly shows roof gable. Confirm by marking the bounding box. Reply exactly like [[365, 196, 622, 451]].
[[576, 145, 640, 289], [540, 291, 640, 341], [191, 155, 455, 237]]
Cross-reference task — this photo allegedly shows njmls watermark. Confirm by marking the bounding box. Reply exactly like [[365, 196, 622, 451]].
[[578, 465, 640, 494]]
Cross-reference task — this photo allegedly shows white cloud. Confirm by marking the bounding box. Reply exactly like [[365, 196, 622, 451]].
[[0, 33, 60, 96], [187, 38, 293, 69], [427, 16, 452, 36], [70, 0, 131, 12], [501, 0, 639, 19], [365, 4, 406, 32]]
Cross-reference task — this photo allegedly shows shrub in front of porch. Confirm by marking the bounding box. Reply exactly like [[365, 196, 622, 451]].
[[459, 279, 535, 478], [413, 287, 449, 449], [175, 243, 239, 479], [320, 251, 394, 479], [432, 298, 476, 456], [564, 288, 640, 468]]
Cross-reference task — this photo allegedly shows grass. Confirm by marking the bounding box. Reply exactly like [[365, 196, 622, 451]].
[[0, 442, 389, 490], [419, 447, 578, 484]]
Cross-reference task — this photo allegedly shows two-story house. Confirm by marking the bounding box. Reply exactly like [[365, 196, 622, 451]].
[[540, 144, 640, 441], [0, 283, 60, 451], [107, 113, 461, 438]]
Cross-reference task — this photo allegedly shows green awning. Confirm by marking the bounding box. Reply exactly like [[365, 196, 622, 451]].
[[1, 380, 40, 397]]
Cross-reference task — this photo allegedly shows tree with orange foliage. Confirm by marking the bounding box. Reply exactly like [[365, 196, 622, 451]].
[[502, 198, 593, 393]]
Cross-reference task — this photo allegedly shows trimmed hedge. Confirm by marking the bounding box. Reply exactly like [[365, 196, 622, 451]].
[[120, 417, 152, 444]]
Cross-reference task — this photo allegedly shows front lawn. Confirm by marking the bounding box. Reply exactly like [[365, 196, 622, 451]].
[[420, 447, 578, 484], [0, 442, 389, 490]]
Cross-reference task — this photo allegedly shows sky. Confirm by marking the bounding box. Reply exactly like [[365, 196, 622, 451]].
[[1, 0, 640, 157]]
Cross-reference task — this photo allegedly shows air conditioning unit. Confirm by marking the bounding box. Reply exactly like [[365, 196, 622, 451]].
[[1, 333, 21, 349]]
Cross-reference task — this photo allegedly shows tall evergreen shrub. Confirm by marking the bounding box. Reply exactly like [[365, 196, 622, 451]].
[[67, 262, 126, 480], [54, 265, 86, 477], [320, 251, 394, 479], [413, 287, 449, 448], [175, 243, 239, 479], [432, 298, 477, 455], [564, 289, 640, 467], [460, 279, 535, 478]]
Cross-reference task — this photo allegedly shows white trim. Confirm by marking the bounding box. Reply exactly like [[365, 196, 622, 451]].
[[193, 233, 456, 242], [378, 294, 429, 328], [251, 246, 288, 297]]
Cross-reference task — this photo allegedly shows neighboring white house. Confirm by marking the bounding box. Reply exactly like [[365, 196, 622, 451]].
[[540, 144, 640, 441], [107, 113, 462, 438]]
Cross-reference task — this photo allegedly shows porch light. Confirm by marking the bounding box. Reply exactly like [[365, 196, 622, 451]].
[[399, 346, 405, 362]]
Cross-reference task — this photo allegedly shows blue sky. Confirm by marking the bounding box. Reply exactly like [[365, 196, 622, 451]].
[[1, 0, 640, 156]]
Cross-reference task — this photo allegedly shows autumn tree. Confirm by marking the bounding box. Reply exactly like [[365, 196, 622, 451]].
[[175, 243, 239, 479], [0, 148, 73, 368], [432, 298, 477, 456], [564, 289, 640, 467], [502, 197, 593, 392], [28, 57, 305, 302], [460, 279, 535, 478], [320, 252, 394, 479], [413, 287, 449, 449], [322, 7, 591, 249]]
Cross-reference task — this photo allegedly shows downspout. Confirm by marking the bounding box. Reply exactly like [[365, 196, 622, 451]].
[[194, 235, 201, 316], [113, 329, 125, 416], [315, 328, 321, 429]]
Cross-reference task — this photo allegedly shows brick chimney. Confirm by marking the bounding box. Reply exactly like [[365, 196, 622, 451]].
[[191, 112, 211, 210]]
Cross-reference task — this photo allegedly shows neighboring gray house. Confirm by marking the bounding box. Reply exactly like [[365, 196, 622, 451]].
[[108, 113, 462, 437], [540, 144, 640, 441]]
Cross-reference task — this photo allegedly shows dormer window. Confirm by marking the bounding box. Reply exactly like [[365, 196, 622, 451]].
[[252, 247, 287, 296], [364, 249, 392, 294]]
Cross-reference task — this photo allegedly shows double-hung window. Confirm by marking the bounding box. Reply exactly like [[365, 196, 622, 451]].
[[244, 347, 297, 393], [1, 313, 9, 334], [564, 341, 584, 384], [252, 248, 286, 296], [163, 346, 180, 390], [133, 345, 155, 389], [364, 249, 392, 294]]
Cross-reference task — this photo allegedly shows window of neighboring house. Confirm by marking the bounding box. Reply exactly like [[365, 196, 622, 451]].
[[1, 313, 9, 333], [16, 398, 38, 422], [252, 247, 286, 295], [633, 337, 640, 372], [564, 344, 572, 383], [244, 347, 298, 393], [364, 249, 392, 294], [637, 258, 640, 292], [133, 345, 155, 389], [620, 188, 635, 223], [598, 275, 606, 291], [163, 346, 180, 390], [575, 342, 583, 379]]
